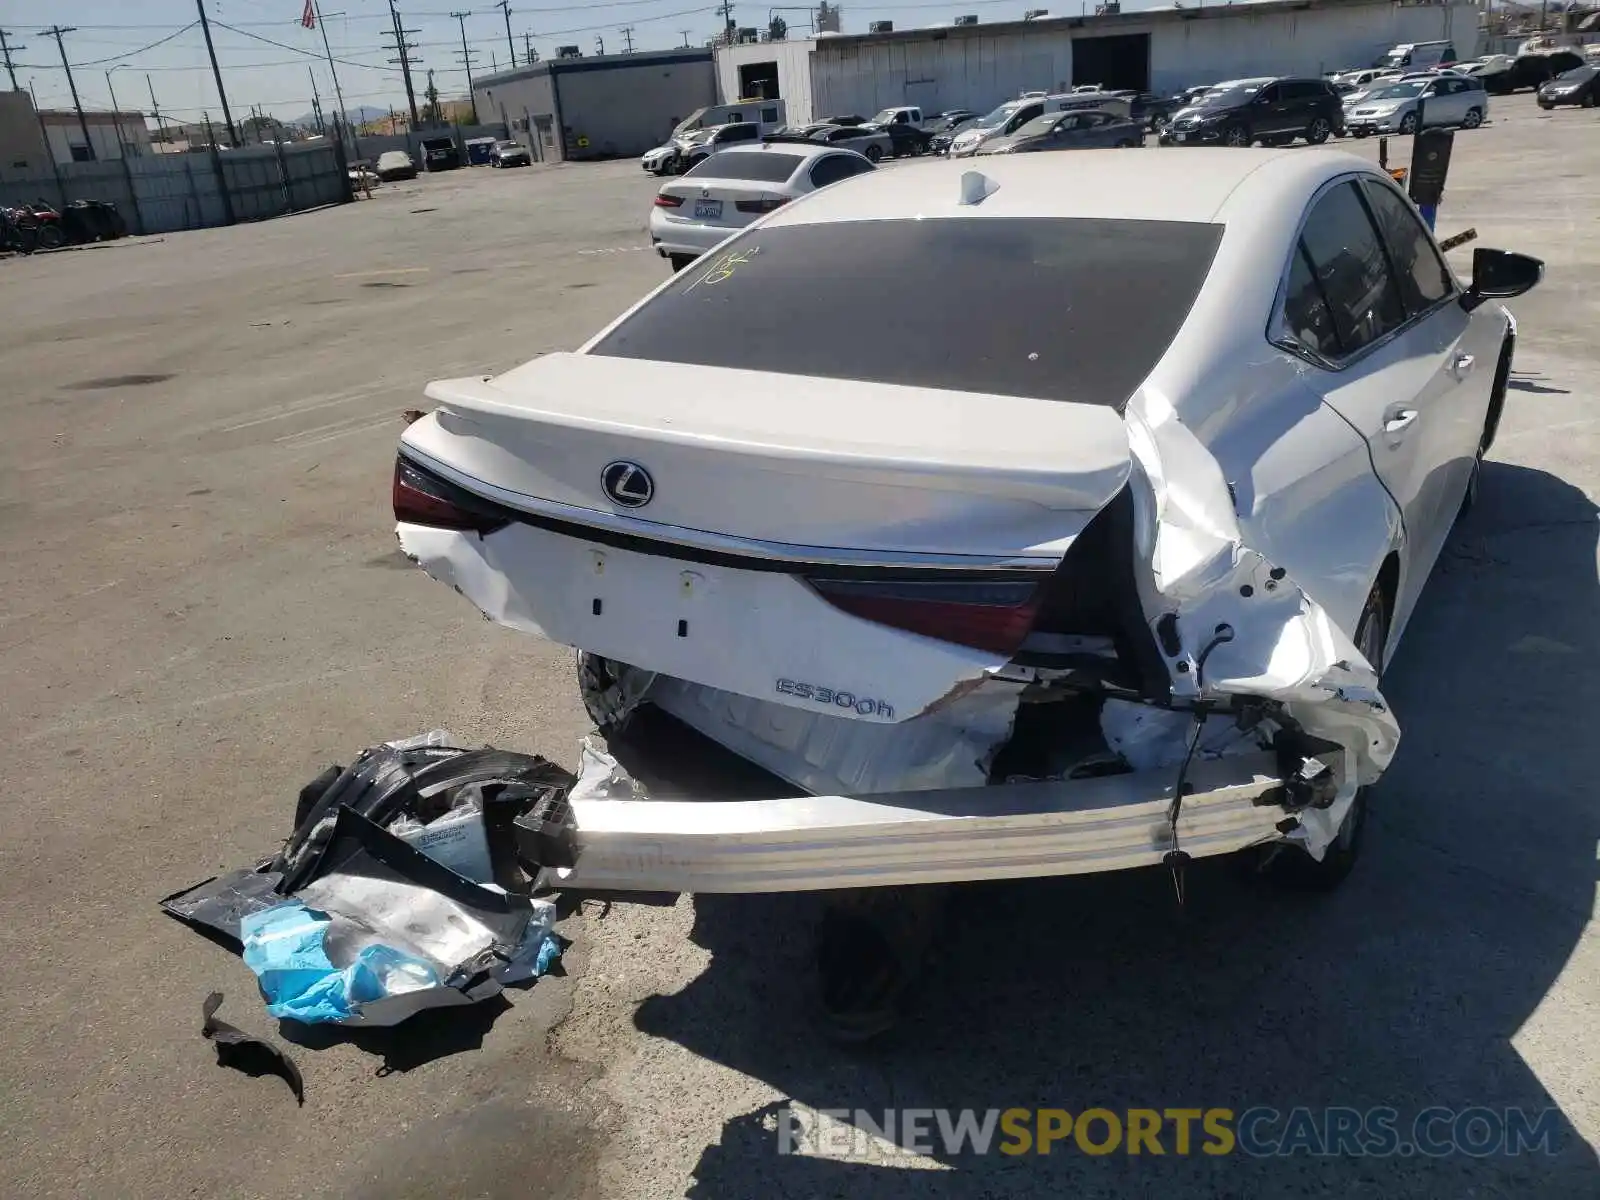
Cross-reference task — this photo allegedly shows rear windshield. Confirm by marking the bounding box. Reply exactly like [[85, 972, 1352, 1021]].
[[592, 218, 1223, 406], [683, 151, 803, 182]]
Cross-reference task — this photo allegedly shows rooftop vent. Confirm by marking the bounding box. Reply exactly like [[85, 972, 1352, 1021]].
[[869, 19, 894, 31], [953, 14, 979, 24], [1024, 8, 1049, 17]]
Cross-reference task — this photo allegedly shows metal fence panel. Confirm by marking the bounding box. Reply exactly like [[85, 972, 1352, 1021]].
[[1, 144, 348, 237]]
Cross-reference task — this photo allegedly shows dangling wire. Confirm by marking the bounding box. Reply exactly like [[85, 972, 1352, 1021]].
[[1164, 623, 1235, 905]]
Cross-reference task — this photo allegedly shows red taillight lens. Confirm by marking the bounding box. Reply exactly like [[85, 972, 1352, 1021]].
[[734, 196, 790, 213], [806, 577, 1042, 655], [393, 458, 512, 534], [653, 193, 684, 207]]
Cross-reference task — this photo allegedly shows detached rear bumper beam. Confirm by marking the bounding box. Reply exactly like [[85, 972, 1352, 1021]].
[[559, 753, 1285, 894]]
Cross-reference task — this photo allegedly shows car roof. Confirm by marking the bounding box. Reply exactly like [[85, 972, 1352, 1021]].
[[760, 148, 1376, 227]]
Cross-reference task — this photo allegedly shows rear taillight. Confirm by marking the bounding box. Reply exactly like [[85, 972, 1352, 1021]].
[[734, 196, 790, 213], [806, 577, 1042, 655], [393, 458, 512, 535], [653, 193, 684, 207]]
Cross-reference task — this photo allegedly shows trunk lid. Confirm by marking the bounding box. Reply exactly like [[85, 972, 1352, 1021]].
[[398, 351, 1132, 720], [405, 352, 1130, 560]]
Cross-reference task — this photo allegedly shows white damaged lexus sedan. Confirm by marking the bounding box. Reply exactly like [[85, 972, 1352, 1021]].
[[394, 149, 1540, 896]]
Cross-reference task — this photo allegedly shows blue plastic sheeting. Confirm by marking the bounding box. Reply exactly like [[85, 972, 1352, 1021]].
[[241, 902, 442, 1024]]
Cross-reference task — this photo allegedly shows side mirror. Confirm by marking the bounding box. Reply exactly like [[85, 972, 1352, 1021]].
[[1461, 248, 1543, 311]]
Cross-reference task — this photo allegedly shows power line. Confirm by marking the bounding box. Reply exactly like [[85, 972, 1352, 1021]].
[[32, 1, 699, 31], [212, 20, 397, 72]]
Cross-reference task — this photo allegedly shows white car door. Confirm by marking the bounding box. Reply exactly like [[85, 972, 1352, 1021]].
[[1277, 177, 1486, 624]]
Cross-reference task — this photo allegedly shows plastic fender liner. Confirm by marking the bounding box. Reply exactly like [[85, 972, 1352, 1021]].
[[1122, 391, 1400, 860]]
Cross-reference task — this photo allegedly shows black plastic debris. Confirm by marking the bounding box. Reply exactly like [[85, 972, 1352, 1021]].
[[201, 991, 305, 1105], [160, 865, 286, 949], [162, 732, 579, 1027]]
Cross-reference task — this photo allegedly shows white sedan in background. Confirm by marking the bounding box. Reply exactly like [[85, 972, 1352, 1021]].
[[398, 149, 1539, 900], [647, 142, 876, 272]]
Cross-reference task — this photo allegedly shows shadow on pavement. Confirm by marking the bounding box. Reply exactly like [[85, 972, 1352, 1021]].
[[279, 992, 514, 1074], [628, 461, 1600, 1197]]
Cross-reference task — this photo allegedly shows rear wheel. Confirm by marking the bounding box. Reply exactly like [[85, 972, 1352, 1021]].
[[1461, 106, 1484, 128], [864, 144, 883, 162], [1305, 115, 1332, 144], [1223, 124, 1250, 147], [35, 224, 63, 250], [1262, 586, 1386, 891]]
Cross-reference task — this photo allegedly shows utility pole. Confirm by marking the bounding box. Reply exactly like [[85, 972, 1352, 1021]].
[[523, 31, 537, 66], [311, 1, 352, 153], [595, 34, 605, 55], [146, 74, 164, 143], [620, 25, 635, 53], [679, 29, 692, 48], [387, 2, 422, 130], [497, 0, 516, 68], [193, 1, 239, 148], [0, 29, 23, 92], [451, 12, 480, 123], [717, 0, 736, 43], [309, 67, 325, 134], [43, 26, 95, 161], [105, 68, 126, 156]]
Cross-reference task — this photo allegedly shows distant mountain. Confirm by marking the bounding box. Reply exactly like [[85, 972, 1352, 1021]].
[[289, 104, 391, 127]]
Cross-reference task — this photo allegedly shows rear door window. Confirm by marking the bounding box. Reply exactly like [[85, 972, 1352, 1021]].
[[1359, 178, 1452, 315], [808, 154, 870, 189], [1294, 180, 1407, 356], [592, 217, 1224, 406]]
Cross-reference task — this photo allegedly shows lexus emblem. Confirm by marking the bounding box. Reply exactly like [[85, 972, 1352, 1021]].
[[601, 460, 654, 508]]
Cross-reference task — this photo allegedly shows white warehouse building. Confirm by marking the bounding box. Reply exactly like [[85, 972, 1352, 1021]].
[[716, 0, 1480, 126]]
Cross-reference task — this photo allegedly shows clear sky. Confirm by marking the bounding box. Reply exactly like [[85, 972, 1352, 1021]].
[[0, 0, 1178, 124]]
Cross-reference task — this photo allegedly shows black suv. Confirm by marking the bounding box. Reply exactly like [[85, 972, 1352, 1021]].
[[1160, 77, 1344, 148]]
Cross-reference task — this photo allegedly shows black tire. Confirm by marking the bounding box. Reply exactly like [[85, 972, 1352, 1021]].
[[864, 144, 883, 162], [1582, 93, 1596, 109], [1352, 128, 1371, 139], [1461, 106, 1483, 129], [668, 253, 695, 273], [1398, 111, 1418, 134], [1263, 586, 1386, 890], [814, 886, 944, 1044], [1223, 124, 1250, 147], [1305, 115, 1332, 144], [35, 224, 64, 250]]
